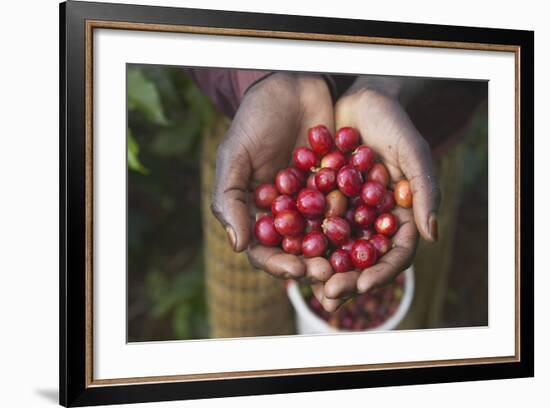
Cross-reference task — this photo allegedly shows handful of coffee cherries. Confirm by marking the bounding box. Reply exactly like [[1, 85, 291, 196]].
[[254, 125, 412, 273]]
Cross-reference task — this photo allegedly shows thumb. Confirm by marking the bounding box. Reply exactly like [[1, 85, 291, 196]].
[[210, 134, 252, 252], [399, 137, 441, 242]]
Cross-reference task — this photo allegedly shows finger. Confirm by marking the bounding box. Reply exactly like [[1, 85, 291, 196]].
[[336, 89, 440, 242], [296, 76, 336, 146], [211, 128, 253, 252], [303, 257, 334, 283], [357, 208, 418, 293], [311, 282, 344, 313], [323, 271, 360, 299], [247, 244, 306, 279], [398, 134, 441, 242], [310, 282, 325, 304]]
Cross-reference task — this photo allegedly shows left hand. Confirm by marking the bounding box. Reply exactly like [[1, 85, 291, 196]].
[[209, 73, 335, 284]]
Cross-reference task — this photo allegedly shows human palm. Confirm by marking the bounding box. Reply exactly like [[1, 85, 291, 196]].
[[211, 73, 335, 283], [311, 80, 441, 311]]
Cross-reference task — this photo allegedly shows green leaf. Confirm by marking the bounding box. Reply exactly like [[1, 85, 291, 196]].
[[142, 66, 183, 112], [150, 119, 201, 157], [172, 304, 193, 339], [127, 67, 169, 125], [128, 128, 149, 175], [147, 269, 179, 317], [184, 84, 214, 126]]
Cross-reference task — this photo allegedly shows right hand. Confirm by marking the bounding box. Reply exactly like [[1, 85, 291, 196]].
[[211, 73, 335, 284], [316, 77, 440, 311]]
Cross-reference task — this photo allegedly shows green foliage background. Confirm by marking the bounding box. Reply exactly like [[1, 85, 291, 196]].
[[127, 64, 214, 341]]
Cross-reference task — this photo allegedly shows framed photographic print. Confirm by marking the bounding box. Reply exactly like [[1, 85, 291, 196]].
[[59, 0, 534, 406]]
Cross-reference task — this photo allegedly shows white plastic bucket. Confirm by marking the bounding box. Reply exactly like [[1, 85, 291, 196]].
[[287, 266, 415, 334]]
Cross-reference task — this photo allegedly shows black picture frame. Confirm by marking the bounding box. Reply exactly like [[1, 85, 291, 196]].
[[60, 1, 534, 406]]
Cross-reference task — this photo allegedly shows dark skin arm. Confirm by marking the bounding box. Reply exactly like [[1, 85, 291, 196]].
[[211, 73, 441, 311]]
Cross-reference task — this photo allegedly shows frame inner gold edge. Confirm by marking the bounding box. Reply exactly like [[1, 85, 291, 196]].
[[85, 20, 94, 388], [90, 356, 519, 387], [84, 19, 522, 387]]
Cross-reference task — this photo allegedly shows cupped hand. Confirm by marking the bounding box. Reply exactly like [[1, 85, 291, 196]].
[[211, 73, 335, 284], [315, 77, 441, 312]]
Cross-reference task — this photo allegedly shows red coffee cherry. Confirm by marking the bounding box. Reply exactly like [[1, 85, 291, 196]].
[[353, 204, 377, 227], [275, 168, 300, 195], [330, 249, 354, 273], [337, 165, 363, 197], [254, 183, 279, 209], [306, 173, 317, 190], [370, 234, 392, 256], [322, 217, 351, 246], [350, 145, 375, 172], [374, 213, 398, 236], [271, 195, 297, 216], [288, 167, 307, 187], [255, 215, 282, 246], [350, 195, 362, 207], [350, 239, 378, 269], [357, 227, 375, 241], [305, 218, 322, 233], [297, 188, 326, 219], [394, 179, 413, 208], [274, 210, 304, 237], [335, 127, 360, 153], [340, 238, 355, 252], [376, 190, 396, 214], [320, 151, 347, 171], [361, 181, 386, 206], [307, 125, 333, 155], [325, 190, 348, 218], [293, 147, 319, 172], [344, 207, 356, 226], [314, 167, 337, 193], [302, 231, 328, 258], [282, 235, 303, 255], [367, 163, 390, 186]]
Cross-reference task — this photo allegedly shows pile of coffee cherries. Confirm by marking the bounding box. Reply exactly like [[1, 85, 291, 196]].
[[254, 125, 412, 273], [300, 273, 405, 330]]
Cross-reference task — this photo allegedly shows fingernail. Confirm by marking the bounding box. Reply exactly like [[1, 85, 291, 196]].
[[428, 213, 438, 242], [225, 226, 237, 250]]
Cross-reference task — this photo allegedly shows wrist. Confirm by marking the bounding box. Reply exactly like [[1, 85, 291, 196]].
[[348, 76, 406, 99], [296, 73, 331, 102], [251, 72, 331, 108]]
